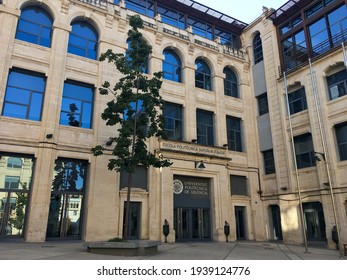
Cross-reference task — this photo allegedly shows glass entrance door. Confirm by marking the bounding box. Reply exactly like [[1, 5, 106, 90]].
[[0, 191, 28, 237], [123, 202, 141, 240], [303, 202, 326, 242], [46, 194, 83, 238], [174, 208, 210, 241]]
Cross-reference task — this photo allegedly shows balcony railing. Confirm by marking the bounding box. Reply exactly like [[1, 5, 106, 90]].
[[77, 0, 108, 9], [279, 28, 347, 76]]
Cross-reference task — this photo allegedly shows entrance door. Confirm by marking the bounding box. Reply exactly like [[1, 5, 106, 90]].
[[303, 202, 326, 243], [0, 191, 28, 237], [235, 206, 246, 240], [46, 194, 83, 238], [270, 205, 283, 240], [174, 208, 210, 241], [123, 202, 141, 239]]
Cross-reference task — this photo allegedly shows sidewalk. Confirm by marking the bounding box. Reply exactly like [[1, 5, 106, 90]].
[[0, 240, 345, 260]]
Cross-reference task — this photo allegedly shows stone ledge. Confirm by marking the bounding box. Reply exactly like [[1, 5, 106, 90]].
[[86, 240, 161, 256]]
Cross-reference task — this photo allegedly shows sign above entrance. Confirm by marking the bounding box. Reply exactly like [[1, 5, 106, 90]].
[[160, 141, 227, 158]]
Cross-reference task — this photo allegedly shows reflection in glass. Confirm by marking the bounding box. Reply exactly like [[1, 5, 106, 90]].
[[0, 155, 32, 237]]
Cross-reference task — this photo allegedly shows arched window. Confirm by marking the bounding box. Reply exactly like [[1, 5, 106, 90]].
[[15, 6, 53, 47], [163, 49, 182, 82], [195, 59, 211, 91], [224, 67, 239, 98], [68, 21, 98, 60], [253, 32, 263, 64], [126, 38, 149, 73]]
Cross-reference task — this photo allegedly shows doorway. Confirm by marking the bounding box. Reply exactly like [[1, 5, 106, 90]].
[[270, 205, 283, 240], [174, 208, 210, 241], [303, 202, 327, 243], [235, 206, 246, 240], [46, 194, 83, 238], [123, 202, 141, 240]]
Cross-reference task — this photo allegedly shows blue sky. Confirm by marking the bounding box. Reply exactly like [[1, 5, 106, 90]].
[[194, 0, 285, 23]]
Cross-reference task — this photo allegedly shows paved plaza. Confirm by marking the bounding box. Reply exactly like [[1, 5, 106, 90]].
[[0, 240, 345, 260]]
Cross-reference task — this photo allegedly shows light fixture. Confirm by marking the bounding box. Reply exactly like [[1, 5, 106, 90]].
[[46, 134, 53, 139], [280, 186, 288, 191], [314, 151, 325, 161], [223, 144, 228, 148], [191, 139, 197, 143], [195, 161, 206, 169], [106, 139, 113, 146]]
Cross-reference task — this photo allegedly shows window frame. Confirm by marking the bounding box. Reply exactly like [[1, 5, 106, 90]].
[[226, 116, 243, 152], [223, 67, 239, 98], [163, 102, 183, 141], [15, 6, 53, 48], [2, 68, 46, 121], [253, 33, 263, 64], [263, 149, 276, 174], [195, 59, 212, 91], [287, 87, 308, 115], [68, 20, 98, 60], [294, 133, 316, 169], [163, 49, 182, 83], [335, 122, 347, 161], [59, 80, 94, 129], [327, 68, 347, 100], [257, 93, 269, 116], [230, 175, 248, 196], [196, 109, 214, 146]]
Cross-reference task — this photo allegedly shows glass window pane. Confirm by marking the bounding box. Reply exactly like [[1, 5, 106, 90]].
[[28, 92, 43, 121], [3, 103, 27, 119], [81, 102, 92, 128]]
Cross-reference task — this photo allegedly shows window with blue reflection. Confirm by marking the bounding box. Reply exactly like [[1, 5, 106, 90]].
[[195, 59, 212, 91], [114, 0, 120, 4], [68, 21, 98, 60], [309, 18, 329, 55], [215, 28, 239, 49], [188, 17, 212, 40], [2, 69, 45, 121], [163, 49, 182, 82], [224, 67, 238, 98], [196, 109, 214, 146], [52, 159, 87, 192], [157, 5, 185, 29], [60, 81, 94, 129], [15, 6, 53, 47], [163, 102, 182, 141], [226, 116, 242, 152], [328, 5, 347, 47], [126, 0, 154, 17]]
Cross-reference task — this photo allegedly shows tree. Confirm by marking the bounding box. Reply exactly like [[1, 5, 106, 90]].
[[91, 15, 171, 241]]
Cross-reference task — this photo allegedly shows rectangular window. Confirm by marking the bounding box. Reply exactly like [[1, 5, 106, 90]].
[[60, 80, 94, 129], [120, 166, 147, 190], [327, 69, 347, 100], [157, 5, 185, 29], [294, 134, 316, 169], [163, 102, 183, 141], [187, 17, 212, 40], [263, 150, 276, 174], [257, 93, 269, 116], [287, 87, 307, 115], [2, 68, 45, 121], [226, 116, 242, 152], [196, 109, 214, 146], [52, 159, 87, 192], [230, 175, 248, 196], [335, 122, 347, 161], [4, 176, 20, 189], [126, 0, 154, 17]]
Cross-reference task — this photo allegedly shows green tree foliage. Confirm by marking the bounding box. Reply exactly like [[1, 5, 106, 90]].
[[91, 15, 171, 172]]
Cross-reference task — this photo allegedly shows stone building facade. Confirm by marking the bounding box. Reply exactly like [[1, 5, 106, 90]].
[[0, 0, 346, 250]]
